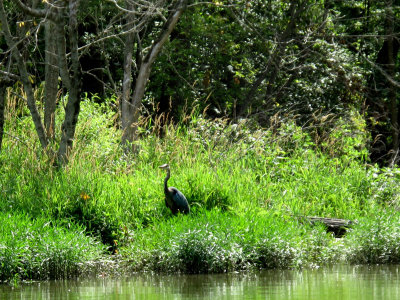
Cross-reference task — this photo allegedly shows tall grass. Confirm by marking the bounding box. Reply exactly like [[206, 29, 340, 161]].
[[1, 92, 400, 279], [0, 211, 105, 281], [121, 210, 339, 273], [345, 211, 400, 264]]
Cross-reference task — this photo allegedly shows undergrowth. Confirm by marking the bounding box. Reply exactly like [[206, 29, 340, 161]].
[[1, 93, 400, 280], [122, 210, 339, 273]]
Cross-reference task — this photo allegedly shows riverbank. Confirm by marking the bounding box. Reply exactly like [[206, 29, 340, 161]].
[[1, 100, 400, 282]]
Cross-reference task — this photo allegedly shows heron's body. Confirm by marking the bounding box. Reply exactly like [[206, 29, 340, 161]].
[[160, 164, 190, 215]]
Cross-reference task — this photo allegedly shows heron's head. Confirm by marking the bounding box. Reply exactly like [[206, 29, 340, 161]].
[[159, 163, 170, 170]]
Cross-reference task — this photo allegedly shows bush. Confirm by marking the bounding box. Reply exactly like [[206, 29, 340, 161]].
[[345, 211, 400, 264]]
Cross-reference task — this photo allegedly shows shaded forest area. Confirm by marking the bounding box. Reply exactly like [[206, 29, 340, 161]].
[[0, 0, 399, 165]]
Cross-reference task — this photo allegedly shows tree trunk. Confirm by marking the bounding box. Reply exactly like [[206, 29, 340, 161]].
[[365, 1, 400, 165], [0, 82, 5, 152], [121, 0, 136, 148], [10, 0, 83, 166], [0, 1, 48, 149], [56, 0, 82, 165], [120, 0, 188, 150], [386, 0, 399, 164], [0, 73, 17, 152], [44, 20, 59, 140]]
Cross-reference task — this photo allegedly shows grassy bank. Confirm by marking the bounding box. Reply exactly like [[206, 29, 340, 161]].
[[1, 97, 400, 281], [0, 212, 105, 282]]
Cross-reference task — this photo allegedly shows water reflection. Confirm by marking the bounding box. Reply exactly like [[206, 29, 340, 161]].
[[1, 265, 400, 299]]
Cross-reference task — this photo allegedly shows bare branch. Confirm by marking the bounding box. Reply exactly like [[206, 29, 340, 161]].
[[0, 1, 48, 149], [0, 70, 19, 82], [121, 0, 189, 146], [362, 54, 400, 89], [12, 0, 60, 21]]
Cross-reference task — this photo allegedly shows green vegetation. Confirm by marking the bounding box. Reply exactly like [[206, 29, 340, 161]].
[[1, 96, 400, 281], [0, 212, 105, 282], [1, 0, 400, 285]]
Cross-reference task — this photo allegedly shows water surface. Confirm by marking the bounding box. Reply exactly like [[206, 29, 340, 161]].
[[1, 265, 399, 299]]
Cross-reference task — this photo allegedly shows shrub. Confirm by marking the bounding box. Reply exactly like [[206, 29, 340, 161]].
[[122, 210, 339, 273], [345, 211, 400, 264]]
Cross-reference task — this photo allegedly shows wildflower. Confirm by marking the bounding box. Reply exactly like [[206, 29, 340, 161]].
[[80, 192, 90, 201]]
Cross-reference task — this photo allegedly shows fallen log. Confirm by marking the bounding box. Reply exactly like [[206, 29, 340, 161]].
[[297, 216, 356, 237]]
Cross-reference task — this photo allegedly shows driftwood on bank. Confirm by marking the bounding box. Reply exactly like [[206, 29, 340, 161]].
[[297, 216, 356, 237]]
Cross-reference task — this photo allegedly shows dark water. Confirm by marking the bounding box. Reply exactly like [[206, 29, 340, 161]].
[[1, 265, 399, 299]]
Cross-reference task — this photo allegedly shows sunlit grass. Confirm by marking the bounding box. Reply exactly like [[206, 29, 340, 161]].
[[1, 93, 400, 279], [0, 211, 105, 281], [121, 209, 339, 273]]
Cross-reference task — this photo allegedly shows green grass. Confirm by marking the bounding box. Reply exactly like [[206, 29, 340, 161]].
[[121, 209, 338, 273], [345, 211, 400, 264], [1, 95, 400, 280], [0, 211, 105, 281]]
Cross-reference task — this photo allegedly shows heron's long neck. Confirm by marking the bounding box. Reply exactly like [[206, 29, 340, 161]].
[[164, 169, 170, 194]]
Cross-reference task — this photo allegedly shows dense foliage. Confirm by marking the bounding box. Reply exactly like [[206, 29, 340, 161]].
[[1, 0, 400, 282], [0, 96, 400, 281], [0, 0, 399, 163]]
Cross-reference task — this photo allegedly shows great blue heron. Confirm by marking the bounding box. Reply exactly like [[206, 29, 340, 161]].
[[159, 163, 190, 215]]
